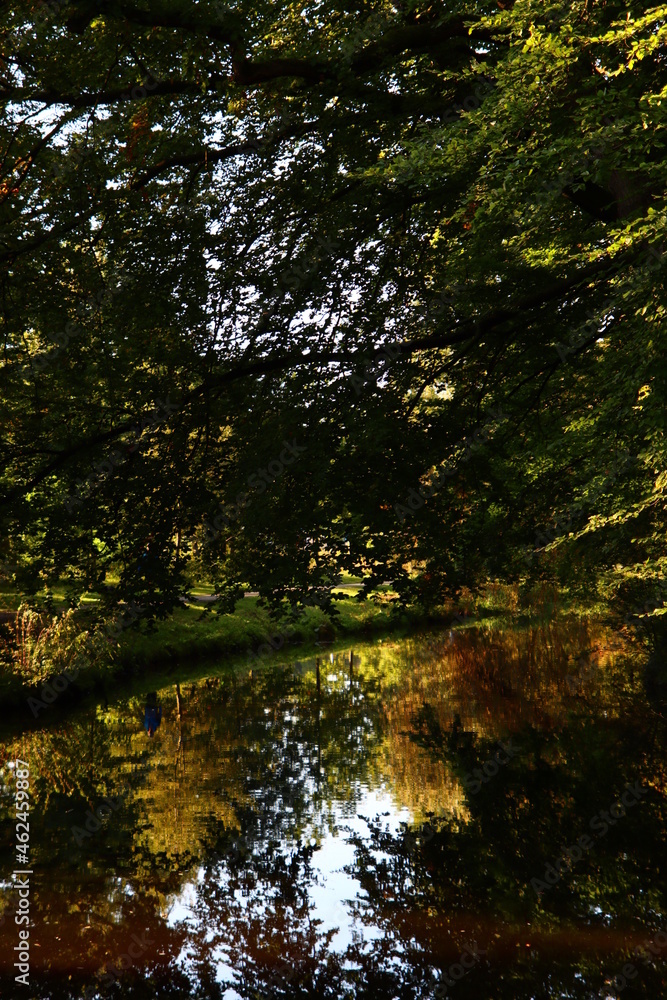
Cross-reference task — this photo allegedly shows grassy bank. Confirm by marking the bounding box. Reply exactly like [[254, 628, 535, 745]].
[[0, 580, 620, 729], [0, 591, 456, 726], [84, 577, 547, 673], [115, 592, 411, 668]]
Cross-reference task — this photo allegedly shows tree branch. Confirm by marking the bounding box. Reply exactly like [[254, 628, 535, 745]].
[[351, 19, 492, 73], [0, 78, 202, 110], [130, 120, 320, 189], [65, 1, 242, 44], [1, 256, 620, 506], [57, 5, 495, 93]]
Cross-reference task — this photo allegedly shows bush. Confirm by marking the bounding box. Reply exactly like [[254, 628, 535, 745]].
[[10, 604, 113, 685]]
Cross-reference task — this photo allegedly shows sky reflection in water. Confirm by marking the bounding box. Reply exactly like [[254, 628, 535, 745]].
[[1, 621, 666, 999]]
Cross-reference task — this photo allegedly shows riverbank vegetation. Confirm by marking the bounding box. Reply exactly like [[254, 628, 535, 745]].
[[1, 1, 665, 695], [1, 574, 650, 725]]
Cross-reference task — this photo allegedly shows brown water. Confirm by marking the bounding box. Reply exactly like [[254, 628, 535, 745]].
[[1, 621, 666, 998]]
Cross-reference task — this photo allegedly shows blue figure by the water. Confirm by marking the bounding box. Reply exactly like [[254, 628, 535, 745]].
[[144, 693, 162, 737]]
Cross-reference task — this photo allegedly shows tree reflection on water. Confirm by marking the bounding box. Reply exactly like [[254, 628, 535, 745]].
[[0, 623, 665, 998]]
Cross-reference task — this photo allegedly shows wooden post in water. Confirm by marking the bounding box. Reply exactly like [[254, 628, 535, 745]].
[[174, 684, 185, 777], [88, 713, 95, 782], [316, 658, 321, 790], [349, 649, 354, 685]]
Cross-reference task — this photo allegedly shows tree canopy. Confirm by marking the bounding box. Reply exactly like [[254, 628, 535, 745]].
[[1, 1, 665, 639]]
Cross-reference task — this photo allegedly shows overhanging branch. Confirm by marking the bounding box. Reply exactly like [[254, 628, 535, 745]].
[[130, 120, 320, 189], [1, 255, 621, 506]]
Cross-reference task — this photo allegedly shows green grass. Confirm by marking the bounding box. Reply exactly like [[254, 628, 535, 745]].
[[1, 579, 621, 727], [115, 593, 411, 669], [0, 589, 426, 719]]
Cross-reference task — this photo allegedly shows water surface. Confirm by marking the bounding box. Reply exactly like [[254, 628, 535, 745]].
[[1, 621, 666, 998]]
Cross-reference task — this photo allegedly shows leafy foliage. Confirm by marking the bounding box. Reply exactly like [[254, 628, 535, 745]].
[[0, 1, 665, 642]]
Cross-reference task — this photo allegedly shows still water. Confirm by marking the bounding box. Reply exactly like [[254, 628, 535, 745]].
[[1, 621, 666, 998]]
